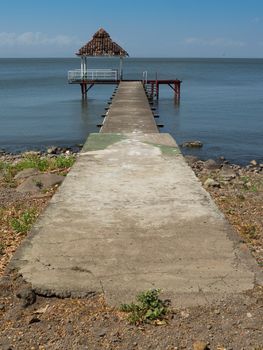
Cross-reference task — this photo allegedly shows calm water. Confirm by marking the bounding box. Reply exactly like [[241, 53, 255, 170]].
[[0, 58, 262, 164]]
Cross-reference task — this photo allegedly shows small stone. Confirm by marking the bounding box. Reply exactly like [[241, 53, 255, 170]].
[[0, 304, 5, 311], [96, 329, 107, 338], [16, 286, 36, 307], [204, 178, 220, 188], [207, 324, 212, 330], [28, 316, 41, 324], [246, 312, 252, 318], [180, 310, 190, 318], [111, 337, 121, 343], [250, 160, 257, 166], [220, 165, 236, 180], [214, 309, 220, 315], [193, 341, 209, 350]]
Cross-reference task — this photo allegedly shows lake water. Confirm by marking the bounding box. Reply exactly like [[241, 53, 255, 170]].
[[0, 58, 262, 164]]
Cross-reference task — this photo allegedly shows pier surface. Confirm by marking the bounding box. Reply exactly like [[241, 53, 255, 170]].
[[11, 82, 261, 306], [101, 81, 158, 133]]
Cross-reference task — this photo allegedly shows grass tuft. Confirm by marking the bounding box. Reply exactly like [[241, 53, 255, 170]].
[[120, 289, 168, 325], [11, 209, 37, 234]]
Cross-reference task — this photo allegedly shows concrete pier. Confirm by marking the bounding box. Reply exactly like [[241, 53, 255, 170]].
[[101, 81, 158, 133], [10, 82, 261, 306]]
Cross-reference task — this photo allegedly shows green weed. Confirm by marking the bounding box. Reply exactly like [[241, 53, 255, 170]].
[[11, 209, 37, 234], [120, 289, 168, 325], [48, 155, 75, 170], [1, 154, 76, 187]]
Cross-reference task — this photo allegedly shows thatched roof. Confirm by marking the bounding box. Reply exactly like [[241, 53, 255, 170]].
[[76, 28, 129, 57]]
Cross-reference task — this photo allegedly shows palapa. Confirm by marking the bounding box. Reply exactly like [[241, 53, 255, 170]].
[[76, 28, 129, 57]]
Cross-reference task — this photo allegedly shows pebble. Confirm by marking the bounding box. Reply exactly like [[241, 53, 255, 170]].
[[180, 310, 190, 318], [28, 316, 41, 325], [246, 312, 252, 318], [204, 178, 220, 188], [96, 328, 107, 338], [0, 304, 5, 311], [193, 341, 209, 350]]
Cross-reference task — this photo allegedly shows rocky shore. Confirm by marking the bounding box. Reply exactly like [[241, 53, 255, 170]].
[[184, 155, 263, 267], [0, 147, 262, 349]]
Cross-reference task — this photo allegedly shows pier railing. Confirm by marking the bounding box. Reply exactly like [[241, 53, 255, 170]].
[[68, 69, 118, 82]]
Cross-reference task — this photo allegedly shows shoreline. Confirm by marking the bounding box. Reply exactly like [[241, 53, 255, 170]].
[[1, 144, 262, 168]]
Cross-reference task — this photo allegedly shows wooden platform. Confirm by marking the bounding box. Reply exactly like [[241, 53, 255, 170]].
[[100, 81, 159, 133], [69, 78, 181, 102]]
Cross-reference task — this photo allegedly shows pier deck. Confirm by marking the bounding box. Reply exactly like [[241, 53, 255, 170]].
[[101, 81, 158, 133], [10, 82, 261, 307]]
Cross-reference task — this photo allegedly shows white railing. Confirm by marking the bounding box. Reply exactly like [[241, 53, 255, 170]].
[[142, 71, 148, 84], [68, 69, 118, 82]]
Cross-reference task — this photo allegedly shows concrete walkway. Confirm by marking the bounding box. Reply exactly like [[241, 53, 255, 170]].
[[10, 82, 261, 306], [101, 81, 158, 133]]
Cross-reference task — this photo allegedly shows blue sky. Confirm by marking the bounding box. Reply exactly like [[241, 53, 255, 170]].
[[0, 0, 262, 57]]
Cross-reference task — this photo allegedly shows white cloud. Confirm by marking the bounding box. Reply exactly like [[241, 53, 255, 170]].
[[184, 37, 246, 48], [0, 32, 79, 47]]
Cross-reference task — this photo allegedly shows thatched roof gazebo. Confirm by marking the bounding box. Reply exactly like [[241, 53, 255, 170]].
[[76, 28, 129, 81], [76, 28, 129, 57]]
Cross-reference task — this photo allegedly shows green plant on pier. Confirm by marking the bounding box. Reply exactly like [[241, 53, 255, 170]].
[[120, 289, 168, 325]]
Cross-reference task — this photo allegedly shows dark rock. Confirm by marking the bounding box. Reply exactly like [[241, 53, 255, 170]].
[[16, 286, 36, 307], [203, 159, 221, 170], [16, 173, 64, 194], [28, 316, 41, 324], [14, 168, 40, 181], [181, 140, 203, 148], [0, 304, 5, 311], [185, 155, 199, 166]]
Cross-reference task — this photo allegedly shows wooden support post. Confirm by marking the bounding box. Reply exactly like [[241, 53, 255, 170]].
[[174, 82, 181, 104], [156, 81, 159, 100], [81, 83, 87, 99]]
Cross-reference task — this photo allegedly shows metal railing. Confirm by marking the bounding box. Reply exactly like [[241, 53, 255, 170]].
[[68, 69, 118, 82], [142, 71, 148, 84]]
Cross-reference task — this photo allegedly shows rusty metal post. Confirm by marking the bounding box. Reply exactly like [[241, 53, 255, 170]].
[[81, 83, 87, 99]]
